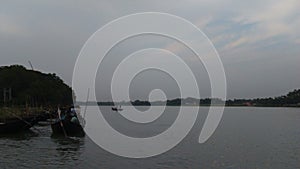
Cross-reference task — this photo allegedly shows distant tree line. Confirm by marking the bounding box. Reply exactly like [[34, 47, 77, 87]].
[[0, 65, 74, 107], [93, 89, 300, 107], [226, 89, 300, 107]]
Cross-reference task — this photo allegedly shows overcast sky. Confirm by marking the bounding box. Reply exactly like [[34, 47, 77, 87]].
[[1, 0, 299, 100]]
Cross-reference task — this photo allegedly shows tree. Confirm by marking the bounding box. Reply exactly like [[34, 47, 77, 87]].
[[0, 65, 73, 107]]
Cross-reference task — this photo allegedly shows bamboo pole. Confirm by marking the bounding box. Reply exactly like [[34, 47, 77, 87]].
[[57, 107, 68, 137]]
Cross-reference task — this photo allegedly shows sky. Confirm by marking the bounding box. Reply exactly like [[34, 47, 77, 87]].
[[1, 0, 300, 100]]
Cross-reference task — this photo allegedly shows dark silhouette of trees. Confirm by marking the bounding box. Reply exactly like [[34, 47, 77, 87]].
[[226, 89, 300, 107], [0, 65, 73, 107]]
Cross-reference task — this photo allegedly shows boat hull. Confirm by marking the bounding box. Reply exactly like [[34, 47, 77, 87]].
[[51, 120, 85, 137], [0, 117, 38, 134], [112, 107, 123, 111]]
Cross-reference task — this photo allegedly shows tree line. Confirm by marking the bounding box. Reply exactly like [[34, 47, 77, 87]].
[[96, 90, 300, 107], [0, 65, 73, 107]]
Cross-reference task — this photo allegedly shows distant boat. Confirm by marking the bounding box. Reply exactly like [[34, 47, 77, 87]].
[[51, 108, 85, 137], [112, 105, 123, 112], [0, 117, 38, 134]]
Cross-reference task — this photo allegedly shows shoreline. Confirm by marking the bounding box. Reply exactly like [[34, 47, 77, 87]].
[[77, 104, 300, 108], [0, 107, 51, 121]]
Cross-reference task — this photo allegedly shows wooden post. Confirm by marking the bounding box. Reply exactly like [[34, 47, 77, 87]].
[[3, 88, 6, 103], [9, 88, 12, 101], [3, 88, 12, 103]]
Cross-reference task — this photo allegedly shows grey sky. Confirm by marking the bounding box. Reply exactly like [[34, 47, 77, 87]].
[[1, 0, 299, 100]]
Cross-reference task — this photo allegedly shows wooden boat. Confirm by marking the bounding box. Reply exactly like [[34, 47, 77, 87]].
[[51, 120, 85, 137], [0, 117, 38, 134], [111, 105, 123, 112], [35, 111, 53, 122], [51, 108, 85, 137]]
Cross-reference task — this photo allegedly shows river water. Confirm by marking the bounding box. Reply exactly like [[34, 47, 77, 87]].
[[0, 107, 299, 169]]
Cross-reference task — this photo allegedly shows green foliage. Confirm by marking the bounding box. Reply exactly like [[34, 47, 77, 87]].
[[0, 65, 73, 107], [226, 89, 300, 107], [0, 107, 44, 119]]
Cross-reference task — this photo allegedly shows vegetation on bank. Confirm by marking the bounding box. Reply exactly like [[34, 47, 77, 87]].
[[0, 65, 73, 107], [93, 89, 300, 107], [0, 107, 44, 120], [226, 89, 300, 107], [1, 64, 299, 111], [0, 65, 73, 119]]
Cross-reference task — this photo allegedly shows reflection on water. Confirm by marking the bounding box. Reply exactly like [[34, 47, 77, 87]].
[[51, 137, 84, 167], [0, 130, 38, 140], [0, 107, 300, 169], [0, 123, 85, 169]]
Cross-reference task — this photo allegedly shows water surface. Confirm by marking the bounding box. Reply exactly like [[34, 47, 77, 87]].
[[0, 107, 299, 169]]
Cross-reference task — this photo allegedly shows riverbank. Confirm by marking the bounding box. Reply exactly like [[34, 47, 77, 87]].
[[0, 107, 49, 121], [77, 102, 300, 108]]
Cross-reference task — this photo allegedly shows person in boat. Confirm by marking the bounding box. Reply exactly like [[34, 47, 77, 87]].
[[65, 106, 79, 124], [54, 106, 77, 123], [69, 108, 79, 124], [51, 106, 85, 137], [57, 108, 66, 121]]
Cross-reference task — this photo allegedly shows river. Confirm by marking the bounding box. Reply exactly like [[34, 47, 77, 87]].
[[0, 107, 299, 169]]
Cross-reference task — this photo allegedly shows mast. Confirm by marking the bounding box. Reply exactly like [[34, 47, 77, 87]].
[[28, 61, 34, 70]]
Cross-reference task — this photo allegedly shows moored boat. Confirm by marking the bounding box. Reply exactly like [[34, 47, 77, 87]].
[[51, 120, 85, 137], [51, 107, 85, 137], [0, 117, 38, 134]]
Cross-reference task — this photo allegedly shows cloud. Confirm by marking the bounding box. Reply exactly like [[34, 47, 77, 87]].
[[164, 42, 186, 54], [220, 0, 300, 50], [0, 15, 26, 36], [194, 16, 213, 29], [1, 0, 300, 99], [223, 36, 250, 50]]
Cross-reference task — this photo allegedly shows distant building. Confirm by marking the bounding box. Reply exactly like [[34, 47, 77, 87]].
[[244, 102, 252, 106]]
